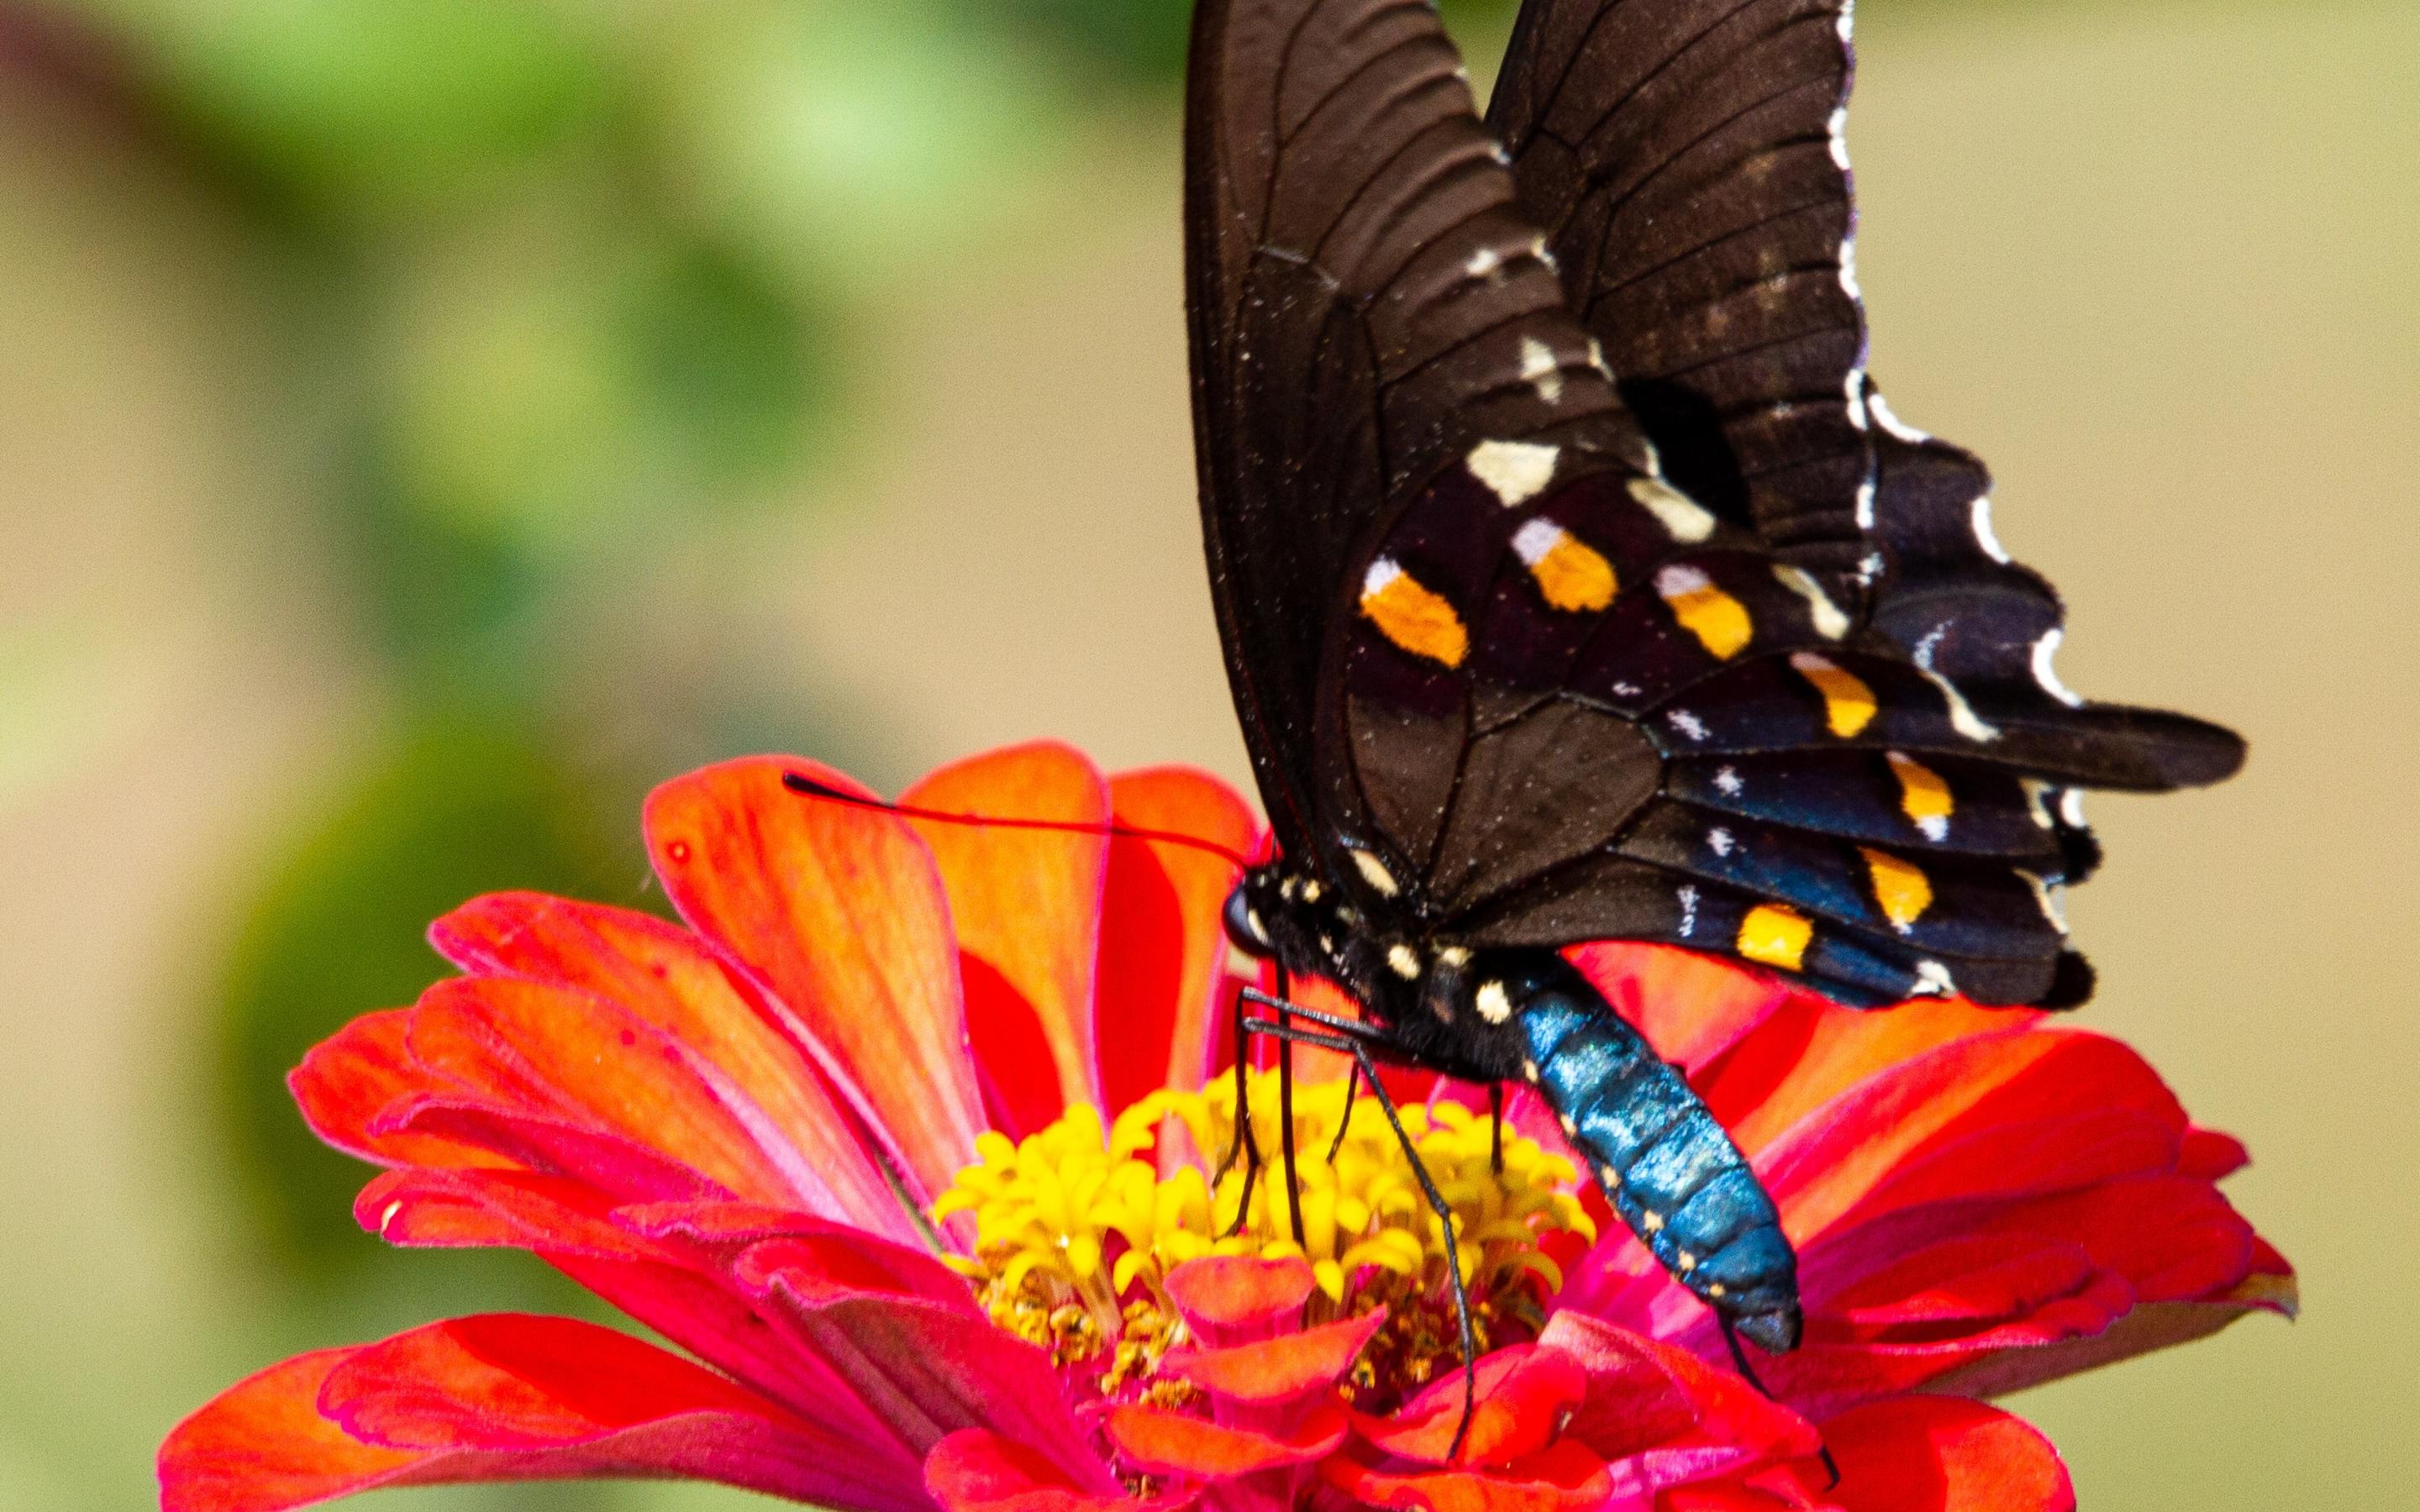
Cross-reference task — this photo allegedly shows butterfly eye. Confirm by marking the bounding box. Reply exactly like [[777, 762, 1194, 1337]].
[[1223, 887, 1272, 955]]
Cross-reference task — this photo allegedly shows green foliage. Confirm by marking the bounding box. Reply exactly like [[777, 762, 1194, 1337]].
[[213, 715, 636, 1274]]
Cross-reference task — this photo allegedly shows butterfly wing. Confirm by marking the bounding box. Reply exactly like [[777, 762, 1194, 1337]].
[[1185, 0, 1654, 858], [1487, 0, 1869, 564]]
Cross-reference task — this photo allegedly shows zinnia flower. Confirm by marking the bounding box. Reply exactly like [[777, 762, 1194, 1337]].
[[160, 743, 2291, 1512]]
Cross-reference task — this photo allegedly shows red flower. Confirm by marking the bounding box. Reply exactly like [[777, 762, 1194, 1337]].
[[160, 744, 2291, 1512]]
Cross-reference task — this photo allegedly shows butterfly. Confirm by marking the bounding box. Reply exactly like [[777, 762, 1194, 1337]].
[[1183, 0, 2242, 1405]]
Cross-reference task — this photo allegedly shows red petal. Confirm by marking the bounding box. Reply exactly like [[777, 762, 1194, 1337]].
[[1567, 943, 1811, 1074], [1822, 1398, 2075, 1512], [1539, 1312, 1818, 1476], [926, 1431, 1153, 1512], [904, 743, 1112, 1135], [1158, 1309, 1386, 1404], [1352, 1347, 1588, 1467], [735, 1236, 1111, 1488], [1094, 766, 1257, 1115], [645, 757, 985, 1204], [1711, 999, 2039, 1163], [1102, 1402, 1345, 1476], [430, 891, 903, 1231], [2179, 1126, 2251, 1180], [287, 1011, 499, 1172], [158, 1317, 924, 1512], [1161, 1255, 1316, 1336], [1320, 1439, 1613, 1512]]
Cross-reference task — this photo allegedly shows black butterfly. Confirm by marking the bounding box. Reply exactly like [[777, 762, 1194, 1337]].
[[1185, 0, 2242, 1408]]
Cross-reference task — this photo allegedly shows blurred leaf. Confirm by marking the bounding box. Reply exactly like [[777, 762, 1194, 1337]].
[[214, 714, 635, 1273], [616, 240, 824, 491], [89, 0, 613, 223], [655, 2, 1067, 297], [973, 0, 1519, 87]]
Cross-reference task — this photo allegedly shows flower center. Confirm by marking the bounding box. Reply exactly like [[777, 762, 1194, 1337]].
[[932, 1071, 1595, 1410]]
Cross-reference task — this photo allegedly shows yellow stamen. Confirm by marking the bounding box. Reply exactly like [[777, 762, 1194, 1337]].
[[929, 1073, 1596, 1397]]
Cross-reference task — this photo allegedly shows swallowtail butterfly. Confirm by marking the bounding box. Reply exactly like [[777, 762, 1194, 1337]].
[[1185, 0, 2242, 1393]]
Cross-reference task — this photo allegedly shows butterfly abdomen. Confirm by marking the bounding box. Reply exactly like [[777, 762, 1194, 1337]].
[[1507, 954, 1802, 1352]]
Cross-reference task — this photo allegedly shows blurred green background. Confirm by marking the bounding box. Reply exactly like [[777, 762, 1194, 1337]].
[[0, 0, 2411, 1507]]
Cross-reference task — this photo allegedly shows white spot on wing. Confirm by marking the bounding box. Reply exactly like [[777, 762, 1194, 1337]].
[[1476, 980, 1512, 1024], [1854, 476, 1876, 531], [1465, 247, 1503, 281], [1677, 885, 1701, 937], [1917, 814, 1948, 843], [1869, 391, 1929, 443], [1511, 517, 1566, 566], [1714, 765, 1744, 797], [2022, 779, 2055, 830], [1913, 960, 1957, 996], [1839, 236, 1863, 302], [1707, 827, 1736, 858], [1923, 668, 2000, 743], [1388, 943, 1421, 979], [2060, 789, 2088, 829], [1349, 847, 1401, 898], [1468, 439, 1560, 507], [1774, 564, 1851, 638], [2018, 869, 2070, 934], [2031, 628, 2084, 706], [1656, 563, 1712, 597], [1971, 496, 2011, 563], [1667, 709, 1709, 742], [1827, 106, 1851, 171], [1629, 476, 1716, 542], [1520, 337, 1565, 405], [1844, 365, 1870, 430], [1363, 556, 1404, 598]]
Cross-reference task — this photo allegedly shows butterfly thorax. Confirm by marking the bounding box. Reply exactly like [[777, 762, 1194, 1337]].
[[1223, 863, 1534, 1085]]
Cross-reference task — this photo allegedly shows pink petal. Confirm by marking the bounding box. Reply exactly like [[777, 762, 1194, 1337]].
[[1320, 1439, 1615, 1512], [1351, 1347, 1588, 1467], [645, 756, 984, 1205]]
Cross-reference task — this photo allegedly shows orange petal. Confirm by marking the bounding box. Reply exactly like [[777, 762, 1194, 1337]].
[[645, 757, 983, 1205], [924, 1431, 1148, 1512], [1568, 942, 1810, 1074], [904, 743, 1111, 1134], [1159, 1308, 1386, 1404], [430, 892, 906, 1232], [1095, 766, 1257, 1113], [1162, 1255, 1317, 1334], [1103, 1402, 1345, 1476]]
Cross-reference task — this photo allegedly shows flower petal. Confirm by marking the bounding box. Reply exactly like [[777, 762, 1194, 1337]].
[[904, 743, 1112, 1134], [1569, 942, 1811, 1074], [1822, 1398, 2075, 1512], [1351, 1346, 1588, 1467], [287, 1011, 500, 1172], [1094, 766, 1257, 1115], [158, 1316, 923, 1512], [1539, 1312, 1818, 1481], [926, 1431, 1164, 1512], [1320, 1439, 1613, 1512], [734, 1233, 1116, 1492], [1158, 1309, 1386, 1404], [1161, 1255, 1317, 1337], [645, 756, 984, 1204], [430, 891, 903, 1230], [1102, 1402, 1345, 1476]]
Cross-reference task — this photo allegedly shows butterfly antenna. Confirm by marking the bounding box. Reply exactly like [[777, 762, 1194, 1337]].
[[782, 771, 1254, 868]]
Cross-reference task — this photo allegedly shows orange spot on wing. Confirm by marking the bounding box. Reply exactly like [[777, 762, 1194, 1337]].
[[1792, 653, 1878, 738], [1738, 904, 1813, 972], [1361, 564, 1469, 667], [1860, 848, 1935, 932]]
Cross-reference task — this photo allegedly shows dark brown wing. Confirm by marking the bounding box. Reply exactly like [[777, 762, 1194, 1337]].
[[1487, 0, 1868, 563], [1185, 0, 1652, 857]]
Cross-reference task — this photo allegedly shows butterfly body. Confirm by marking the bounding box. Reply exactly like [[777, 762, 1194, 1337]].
[[1227, 869, 1801, 1350]]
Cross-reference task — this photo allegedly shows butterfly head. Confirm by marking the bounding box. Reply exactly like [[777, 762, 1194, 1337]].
[[1223, 863, 1426, 1022]]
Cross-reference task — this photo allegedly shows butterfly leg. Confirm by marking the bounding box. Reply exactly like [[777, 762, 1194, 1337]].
[[1213, 985, 1265, 1236], [1233, 1010, 1480, 1462], [1273, 964, 1307, 1246], [1328, 1065, 1360, 1162]]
